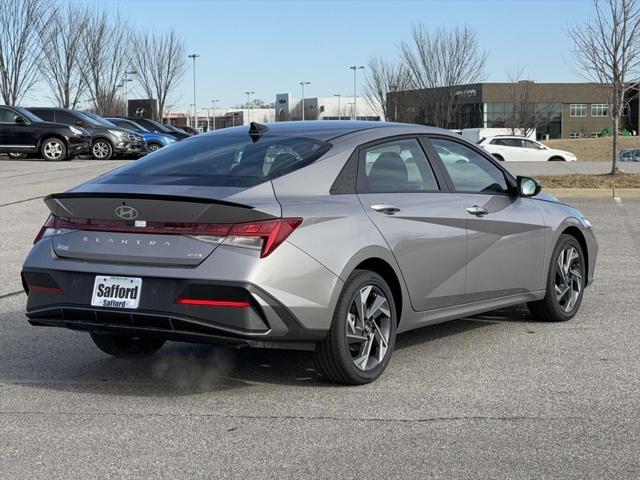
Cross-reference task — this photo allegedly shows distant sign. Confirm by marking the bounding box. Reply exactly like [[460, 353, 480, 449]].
[[455, 89, 477, 98]]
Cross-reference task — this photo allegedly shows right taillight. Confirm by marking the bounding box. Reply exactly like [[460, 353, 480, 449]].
[[226, 218, 302, 257]]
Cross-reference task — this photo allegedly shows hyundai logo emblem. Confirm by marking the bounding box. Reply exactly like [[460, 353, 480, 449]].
[[115, 205, 139, 220]]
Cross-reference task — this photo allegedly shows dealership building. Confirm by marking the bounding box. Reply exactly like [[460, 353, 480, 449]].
[[390, 82, 639, 140], [274, 93, 381, 122]]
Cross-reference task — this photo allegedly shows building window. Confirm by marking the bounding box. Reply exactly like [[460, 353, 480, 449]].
[[570, 104, 587, 117], [591, 104, 609, 117]]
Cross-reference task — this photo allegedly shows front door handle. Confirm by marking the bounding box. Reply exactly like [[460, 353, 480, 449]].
[[466, 205, 488, 216], [370, 203, 401, 215]]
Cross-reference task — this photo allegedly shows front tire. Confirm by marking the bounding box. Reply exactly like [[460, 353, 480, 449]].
[[548, 156, 565, 161], [528, 234, 586, 322], [493, 154, 505, 162], [90, 333, 165, 358], [8, 152, 28, 160], [314, 270, 397, 385], [40, 138, 66, 161], [91, 139, 113, 160]]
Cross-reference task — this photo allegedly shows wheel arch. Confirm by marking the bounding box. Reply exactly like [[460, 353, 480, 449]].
[[548, 155, 565, 162], [352, 257, 404, 325], [92, 136, 113, 147], [560, 225, 589, 284], [36, 134, 68, 150]]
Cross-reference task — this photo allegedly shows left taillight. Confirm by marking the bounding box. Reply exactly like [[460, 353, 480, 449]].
[[33, 215, 55, 244]]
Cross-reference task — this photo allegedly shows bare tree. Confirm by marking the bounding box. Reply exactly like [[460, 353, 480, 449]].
[[80, 10, 132, 116], [131, 29, 187, 121], [504, 66, 538, 137], [0, 0, 49, 105], [363, 55, 413, 121], [400, 23, 487, 128], [569, 0, 640, 174], [38, 2, 89, 109]]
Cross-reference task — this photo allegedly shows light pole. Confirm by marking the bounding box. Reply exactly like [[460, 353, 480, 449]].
[[389, 84, 398, 122], [333, 94, 341, 119], [189, 104, 195, 128], [188, 53, 200, 130], [299, 81, 310, 120], [244, 91, 254, 123], [349, 65, 364, 120], [122, 70, 137, 101], [210, 99, 219, 131]]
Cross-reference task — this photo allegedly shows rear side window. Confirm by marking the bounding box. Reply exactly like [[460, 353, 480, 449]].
[[359, 138, 439, 193], [29, 109, 54, 122], [431, 138, 509, 194], [100, 133, 332, 187]]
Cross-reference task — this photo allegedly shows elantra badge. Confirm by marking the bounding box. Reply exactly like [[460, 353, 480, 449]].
[[115, 205, 138, 220]]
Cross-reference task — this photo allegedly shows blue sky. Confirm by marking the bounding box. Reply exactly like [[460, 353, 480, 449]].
[[33, 0, 594, 110]]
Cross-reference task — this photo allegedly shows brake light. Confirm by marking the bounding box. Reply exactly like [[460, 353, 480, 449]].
[[33, 215, 55, 244], [228, 218, 302, 257], [28, 285, 63, 294]]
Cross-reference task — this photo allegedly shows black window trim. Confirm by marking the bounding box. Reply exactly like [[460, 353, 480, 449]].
[[355, 134, 447, 195], [424, 134, 518, 197]]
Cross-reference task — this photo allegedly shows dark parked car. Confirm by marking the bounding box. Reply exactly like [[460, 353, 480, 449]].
[[118, 117, 191, 141], [27, 108, 146, 160], [174, 125, 199, 135], [0, 105, 90, 161]]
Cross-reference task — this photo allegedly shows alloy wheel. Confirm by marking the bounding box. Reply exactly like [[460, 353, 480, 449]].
[[93, 141, 109, 159], [346, 285, 392, 371], [554, 246, 583, 313], [43, 141, 63, 160], [148, 144, 161, 152]]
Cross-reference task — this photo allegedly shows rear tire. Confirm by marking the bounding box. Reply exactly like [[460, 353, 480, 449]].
[[40, 138, 66, 161], [528, 234, 586, 322], [8, 152, 28, 160], [147, 142, 162, 153], [313, 270, 397, 385], [493, 154, 505, 162], [90, 333, 165, 358]]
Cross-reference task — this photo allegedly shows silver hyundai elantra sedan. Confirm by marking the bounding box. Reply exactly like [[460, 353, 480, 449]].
[[22, 121, 597, 384]]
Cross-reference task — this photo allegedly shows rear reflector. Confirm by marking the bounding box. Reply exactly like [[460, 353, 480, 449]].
[[34, 215, 303, 257], [176, 298, 251, 307], [28, 285, 63, 294]]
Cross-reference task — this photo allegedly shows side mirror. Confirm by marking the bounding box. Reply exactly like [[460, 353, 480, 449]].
[[517, 176, 541, 197], [14, 116, 26, 124]]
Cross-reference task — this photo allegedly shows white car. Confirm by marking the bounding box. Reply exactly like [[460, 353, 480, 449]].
[[479, 136, 577, 162]]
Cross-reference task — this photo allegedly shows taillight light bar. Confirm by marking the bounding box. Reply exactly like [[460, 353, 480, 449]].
[[33, 215, 302, 257]]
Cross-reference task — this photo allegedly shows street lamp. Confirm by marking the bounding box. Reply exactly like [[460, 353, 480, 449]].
[[244, 91, 254, 123], [210, 99, 219, 131], [188, 53, 200, 129], [349, 65, 364, 120], [333, 94, 341, 119], [299, 81, 310, 120], [189, 103, 195, 128]]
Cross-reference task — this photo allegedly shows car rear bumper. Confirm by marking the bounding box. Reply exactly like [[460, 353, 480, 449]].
[[22, 268, 328, 350]]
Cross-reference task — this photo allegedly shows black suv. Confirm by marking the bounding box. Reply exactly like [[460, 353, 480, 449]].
[[0, 105, 91, 161], [27, 108, 146, 160], [120, 117, 191, 141]]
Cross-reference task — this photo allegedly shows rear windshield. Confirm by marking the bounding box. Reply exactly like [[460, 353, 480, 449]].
[[99, 132, 332, 187]]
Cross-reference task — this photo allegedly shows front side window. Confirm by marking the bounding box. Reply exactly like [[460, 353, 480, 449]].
[[360, 138, 439, 193], [570, 104, 587, 117], [0, 107, 17, 123], [431, 138, 510, 194], [591, 104, 609, 117], [522, 139, 542, 149]]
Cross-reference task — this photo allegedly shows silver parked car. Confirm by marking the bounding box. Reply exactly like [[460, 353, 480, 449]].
[[22, 121, 598, 384], [619, 148, 640, 162]]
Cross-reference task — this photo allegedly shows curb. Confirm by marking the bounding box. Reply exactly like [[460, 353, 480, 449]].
[[545, 188, 640, 198]]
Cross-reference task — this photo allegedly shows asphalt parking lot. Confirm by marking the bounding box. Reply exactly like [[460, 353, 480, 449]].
[[1, 159, 639, 479]]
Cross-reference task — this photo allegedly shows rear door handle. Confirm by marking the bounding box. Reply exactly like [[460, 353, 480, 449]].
[[370, 203, 401, 215], [466, 205, 488, 216]]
